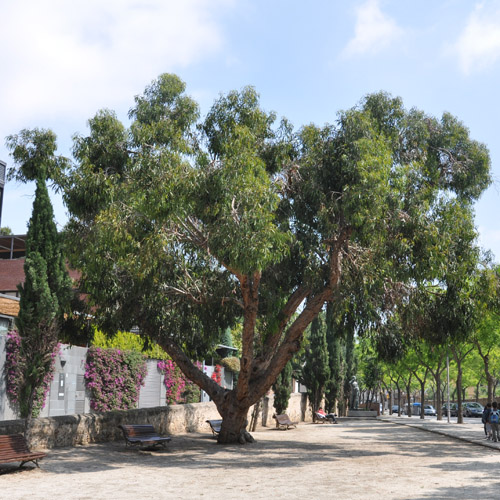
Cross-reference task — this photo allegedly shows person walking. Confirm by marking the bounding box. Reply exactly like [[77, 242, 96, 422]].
[[489, 402, 499, 443], [483, 403, 492, 440]]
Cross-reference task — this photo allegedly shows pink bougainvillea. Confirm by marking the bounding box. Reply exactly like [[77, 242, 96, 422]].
[[5, 330, 21, 404], [84, 347, 147, 412], [158, 360, 202, 404], [5, 330, 59, 417]]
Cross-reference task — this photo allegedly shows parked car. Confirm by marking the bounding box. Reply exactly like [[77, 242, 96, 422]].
[[424, 404, 437, 416], [463, 402, 484, 418], [391, 405, 400, 414], [442, 403, 459, 416]]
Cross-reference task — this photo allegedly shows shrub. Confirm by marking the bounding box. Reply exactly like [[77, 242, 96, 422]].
[[92, 329, 169, 360], [84, 347, 147, 412], [220, 356, 240, 373]]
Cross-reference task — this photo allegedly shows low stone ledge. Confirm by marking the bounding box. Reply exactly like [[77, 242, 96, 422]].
[[0, 403, 222, 450], [347, 410, 378, 418]]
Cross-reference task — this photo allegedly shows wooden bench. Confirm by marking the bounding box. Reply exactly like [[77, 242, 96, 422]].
[[206, 419, 222, 437], [273, 414, 298, 430], [118, 424, 171, 449], [0, 434, 46, 468]]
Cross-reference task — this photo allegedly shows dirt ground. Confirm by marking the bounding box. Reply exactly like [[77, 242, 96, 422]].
[[2, 420, 500, 500]]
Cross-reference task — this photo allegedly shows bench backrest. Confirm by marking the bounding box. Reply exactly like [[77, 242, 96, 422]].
[[207, 419, 222, 426], [119, 425, 158, 437], [274, 414, 292, 424], [0, 434, 31, 455]]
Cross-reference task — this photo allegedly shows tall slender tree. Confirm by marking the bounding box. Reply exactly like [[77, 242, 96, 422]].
[[300, 314, 330, 420], [324, 303, 344, 415], [272, 361, 293, 416], [6, 129, 72, 435]]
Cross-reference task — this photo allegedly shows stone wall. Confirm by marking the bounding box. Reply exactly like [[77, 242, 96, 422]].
[[0, 392, 310, 449]]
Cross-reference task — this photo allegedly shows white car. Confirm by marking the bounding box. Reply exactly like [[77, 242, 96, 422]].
[[424, 404, 437, 416]]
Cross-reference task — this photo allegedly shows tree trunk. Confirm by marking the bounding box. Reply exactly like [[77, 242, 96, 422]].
[[435, 373, 442, 420], [451, 344, 474, 425], [406, 382, 412, 417], [217, 400, 255, 444], [420, 381, 426, 419], [456, 363, 463, 424], [249, 399, 261, 432]]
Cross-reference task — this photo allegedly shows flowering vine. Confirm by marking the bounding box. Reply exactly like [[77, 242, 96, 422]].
[[157, 359, 202, 404], [84, 347, 147, 412], [211, 364, 223, 385], [5, 330, 59, 417]]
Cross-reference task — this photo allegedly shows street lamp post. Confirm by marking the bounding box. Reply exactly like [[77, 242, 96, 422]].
[[446, 352, 451, 423]]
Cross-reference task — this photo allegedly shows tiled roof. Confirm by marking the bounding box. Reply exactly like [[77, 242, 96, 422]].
[[0, 259, 25, 293], [0, 258, 81, 294]]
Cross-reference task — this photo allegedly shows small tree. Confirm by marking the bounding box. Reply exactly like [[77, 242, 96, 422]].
[[272, 361, 293, 415]]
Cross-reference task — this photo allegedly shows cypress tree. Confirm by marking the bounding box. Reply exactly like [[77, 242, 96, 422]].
[[17, 177, 71, 426], [6, 129, 72, 433], [324, 303, 344, 415], [342, 315, 357, 414], [301, 314, 330, 420], [272, 361, 293, 415]]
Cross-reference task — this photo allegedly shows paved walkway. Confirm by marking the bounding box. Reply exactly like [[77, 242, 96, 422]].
[[379, 414, 500, 450], [2, 418, 500, 499]]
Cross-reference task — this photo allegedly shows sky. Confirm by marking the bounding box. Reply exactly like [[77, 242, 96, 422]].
[[1, 0, 500, 259]]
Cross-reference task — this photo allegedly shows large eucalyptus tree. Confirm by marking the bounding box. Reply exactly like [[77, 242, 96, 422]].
[[60, 74, 490, 443]]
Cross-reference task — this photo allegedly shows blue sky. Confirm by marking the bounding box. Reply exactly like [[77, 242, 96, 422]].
[[2, 0, 500, 259]]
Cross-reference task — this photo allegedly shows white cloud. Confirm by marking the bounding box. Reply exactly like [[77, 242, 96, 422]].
[[453, 3, 500, 75], [0, 0, 232, 134], [478, 226, 500, 261], [342, 0, 404, 57]]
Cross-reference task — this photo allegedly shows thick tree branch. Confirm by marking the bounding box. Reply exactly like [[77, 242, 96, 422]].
[[236, 271, 261, 402], [155, 334, 227, 407]]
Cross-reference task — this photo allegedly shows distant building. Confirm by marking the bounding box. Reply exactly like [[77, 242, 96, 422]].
[[0, 234, 79, 329], [0, 234, 25, 331]]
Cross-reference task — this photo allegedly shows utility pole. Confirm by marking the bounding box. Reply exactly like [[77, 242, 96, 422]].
[[0, 160, 5, 228]]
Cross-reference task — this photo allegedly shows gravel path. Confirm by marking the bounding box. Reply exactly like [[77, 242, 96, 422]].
[[1, 420, 499, 499]]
